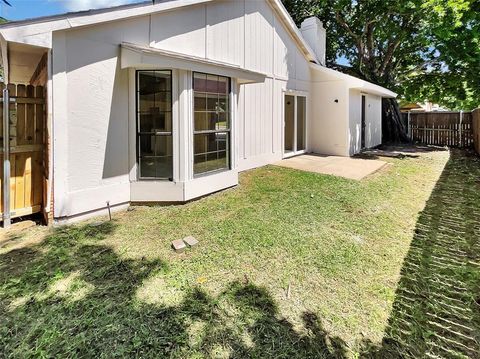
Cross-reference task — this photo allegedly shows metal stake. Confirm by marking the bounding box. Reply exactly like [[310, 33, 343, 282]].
[[2, 88, 11, 228], [106, 201, 112, 221]]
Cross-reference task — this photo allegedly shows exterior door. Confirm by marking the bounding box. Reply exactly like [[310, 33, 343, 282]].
[[284, 94, 306, 157], [361, 95, 366, 149]]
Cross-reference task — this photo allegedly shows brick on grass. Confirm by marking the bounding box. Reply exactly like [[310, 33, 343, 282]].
[[183, 236, 199, 247], [172, 239, 186, 253]]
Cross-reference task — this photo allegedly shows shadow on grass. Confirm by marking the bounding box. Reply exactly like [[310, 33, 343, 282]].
[[362, 149, 480, 358], [0, 221, 348, 358]]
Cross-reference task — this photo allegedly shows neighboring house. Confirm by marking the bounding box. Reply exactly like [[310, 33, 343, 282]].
[[0, 0, 396, 223], [400, 101, 449, 112]]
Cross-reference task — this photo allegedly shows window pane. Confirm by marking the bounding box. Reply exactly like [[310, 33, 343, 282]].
[[157, 112, 172, 133], [139, 113, 155, 133], [157, 92, 171, 112], [155, 156, 173, 179], [140, 112, 172, 133], [140, 157, 156, 178], [218, 76, 229, 94], [217, 112, 228, 131], [137, 70, 173, 179], [193, 154, 207, 174], [297, 96, 306, 151], [139, 71, 171, 94], [218, 94, 228, 112], [193, 73, 207, 92], [284, 95, 295, 153], [139, 93, 155, 113], [153, 135, 172, 157], [194, 112, 208, 132], [194, 133, 225, 154], [206, 75, 218, 93], [207, 93, 218, 111], [193, 151, 228, 174], [193, 133, 229, 174], [194, 92, 207, 111], [205, 151, 228, 172], [139, 134, 155, 156], [216, 132, 228, 151]]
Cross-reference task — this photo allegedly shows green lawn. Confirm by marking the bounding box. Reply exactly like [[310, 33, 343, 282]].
[[1, 148, 479, 358]]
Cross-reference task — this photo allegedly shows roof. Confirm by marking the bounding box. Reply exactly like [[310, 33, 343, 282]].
[[400, 102, 423, 110], [310, 63, 397, 98], [0, 0, 318, 63], [0, 1, 152, 28]]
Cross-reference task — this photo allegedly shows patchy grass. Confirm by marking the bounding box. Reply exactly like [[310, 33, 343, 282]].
[[1, 148, 478, 358]]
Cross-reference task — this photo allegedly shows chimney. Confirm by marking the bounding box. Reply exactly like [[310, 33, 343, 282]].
[[300, 17, 326, 66]]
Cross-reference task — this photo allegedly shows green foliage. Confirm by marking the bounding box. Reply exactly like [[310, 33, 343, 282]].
[[282, 0, 479, 110]]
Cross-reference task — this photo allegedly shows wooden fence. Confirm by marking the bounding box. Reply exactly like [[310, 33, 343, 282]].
[[1, 83, 45, 219], [407, 111, 474, 148], [473, 109, 480, 154]]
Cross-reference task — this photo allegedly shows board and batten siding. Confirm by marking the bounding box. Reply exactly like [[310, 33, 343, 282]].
[[52, 0, 312, 219]]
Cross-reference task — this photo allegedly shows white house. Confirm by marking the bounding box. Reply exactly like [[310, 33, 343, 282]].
[[0, 0, 396, 224]]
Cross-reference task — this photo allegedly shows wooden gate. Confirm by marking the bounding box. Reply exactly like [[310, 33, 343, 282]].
[[408, 112, 474, 147], [1, 84, 45, 220]]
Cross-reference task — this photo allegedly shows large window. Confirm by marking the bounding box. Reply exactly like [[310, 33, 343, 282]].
[[193, 73, 231, 175], [137, 70, 173, 180]]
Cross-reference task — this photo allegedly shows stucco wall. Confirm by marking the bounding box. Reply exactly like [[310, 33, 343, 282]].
[[309, 80, 349, 156], [52, 0, 313, 219]]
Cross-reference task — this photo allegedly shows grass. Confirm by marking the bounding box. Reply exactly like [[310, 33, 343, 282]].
[[1, 147, 479, 358]]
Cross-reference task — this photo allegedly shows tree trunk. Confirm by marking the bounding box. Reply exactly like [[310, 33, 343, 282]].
[[382, 98, 410, 143]]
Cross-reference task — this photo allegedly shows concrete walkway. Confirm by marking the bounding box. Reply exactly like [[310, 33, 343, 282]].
[[274, 154, 388, 180]]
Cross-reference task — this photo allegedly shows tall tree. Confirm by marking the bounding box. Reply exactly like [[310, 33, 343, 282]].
[[282, 0, 479, 141]]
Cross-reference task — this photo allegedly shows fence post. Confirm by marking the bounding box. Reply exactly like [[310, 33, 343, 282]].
[[407, 111, 411, 139], [2, 87, 11, 228], [459, 111, 463, 147]]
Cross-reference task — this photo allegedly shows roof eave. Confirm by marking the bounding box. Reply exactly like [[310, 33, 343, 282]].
[[310, 63, 397, 98]]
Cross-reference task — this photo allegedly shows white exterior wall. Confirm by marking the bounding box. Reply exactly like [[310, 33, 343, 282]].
[[52, 0, 312, 220], [348, 90, 382, 155], [309, 79, 349, 156]]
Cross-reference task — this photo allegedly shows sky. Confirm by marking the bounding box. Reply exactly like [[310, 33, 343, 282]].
[[0, 0, 143, 21]]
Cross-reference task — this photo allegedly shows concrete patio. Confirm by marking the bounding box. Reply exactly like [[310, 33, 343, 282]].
[[275, 154, 388, 180]]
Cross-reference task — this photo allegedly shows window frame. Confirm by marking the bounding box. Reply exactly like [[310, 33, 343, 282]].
[[192, 72, 232, 177], [135, 69, 174, 181]]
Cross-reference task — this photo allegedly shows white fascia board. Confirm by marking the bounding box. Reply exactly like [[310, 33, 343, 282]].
[[0, 34, 8, 83], [0, 0, 214, 49], [351, 82, 397, 98], [310, 63, 397, 98], [121, 43, 267, 84]]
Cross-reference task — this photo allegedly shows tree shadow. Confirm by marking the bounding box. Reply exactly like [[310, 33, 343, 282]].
[[362, 149, 480, 358], [0, 221, 349, 358]]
